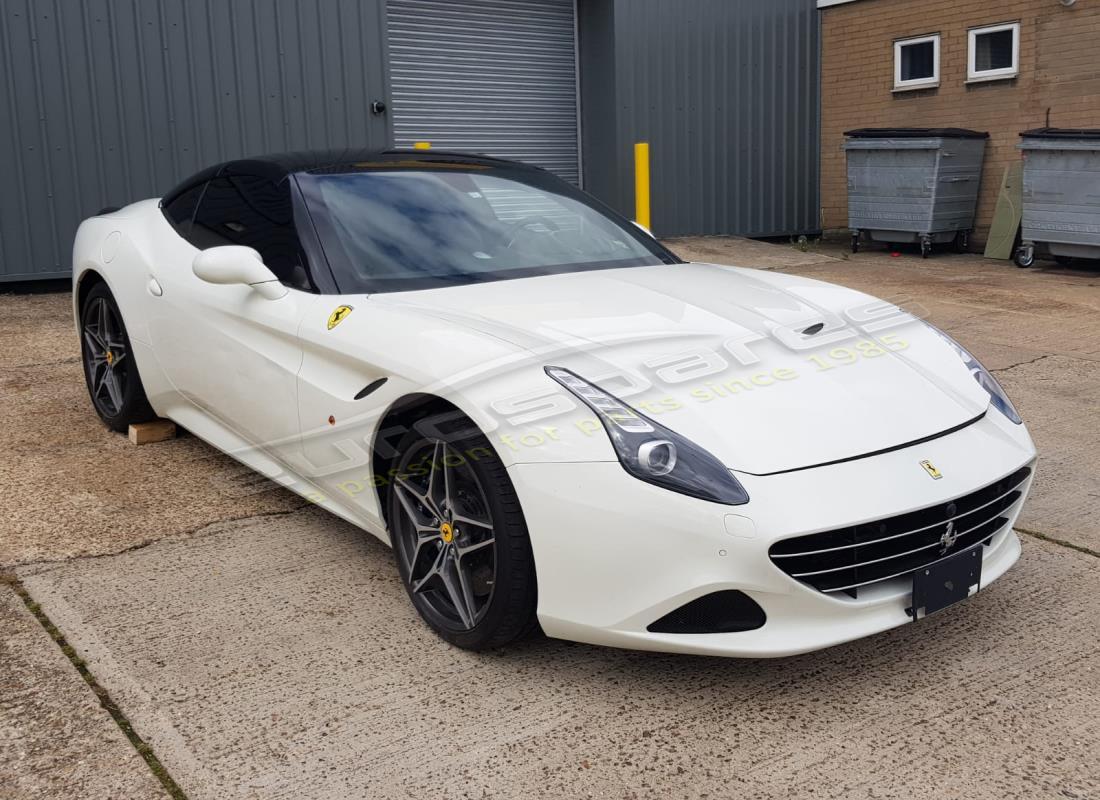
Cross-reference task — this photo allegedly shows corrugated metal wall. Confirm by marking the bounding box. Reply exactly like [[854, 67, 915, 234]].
[[0, 0, 820, 281], [387, 0, 580, 183], [0, 0, 390, 282], [579, 0, 820, 237]]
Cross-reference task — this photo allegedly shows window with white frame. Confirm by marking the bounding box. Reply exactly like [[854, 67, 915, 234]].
[[894, 34, 940, 90], [968, 22, 1020, 82]]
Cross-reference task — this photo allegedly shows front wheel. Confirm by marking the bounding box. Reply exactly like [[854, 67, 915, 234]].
[[79, 282, 155, 432], [388, 424, 537, 650]]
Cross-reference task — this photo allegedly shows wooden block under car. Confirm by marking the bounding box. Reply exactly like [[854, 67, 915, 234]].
[[128, 419, 176, 445]]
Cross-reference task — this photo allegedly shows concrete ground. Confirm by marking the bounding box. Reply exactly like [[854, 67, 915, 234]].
[[0, 584, 167, 800], [2, 239, 1098, 799]]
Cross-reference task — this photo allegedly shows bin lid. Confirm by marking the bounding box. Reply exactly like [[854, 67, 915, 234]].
[[844, 127, 989, 139], [1020, 127, 1100, 140]]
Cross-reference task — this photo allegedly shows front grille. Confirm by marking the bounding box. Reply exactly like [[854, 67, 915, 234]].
[[769, 466, 1031, 598]]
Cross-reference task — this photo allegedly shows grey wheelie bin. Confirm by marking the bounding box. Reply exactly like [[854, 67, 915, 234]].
[[1015, 128, 1100, 267], [844, 128, 988, 257]]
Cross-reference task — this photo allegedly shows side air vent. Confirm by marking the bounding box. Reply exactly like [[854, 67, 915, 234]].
[[354, 377, 388, 400], [647, 590, 766, 634]]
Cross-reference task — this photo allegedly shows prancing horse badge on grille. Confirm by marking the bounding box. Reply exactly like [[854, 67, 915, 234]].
[[939, 520, 959, 553], [920, 460, 942, 480]]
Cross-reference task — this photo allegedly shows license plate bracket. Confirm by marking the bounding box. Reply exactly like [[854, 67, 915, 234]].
[[909, 545, 983, 620]]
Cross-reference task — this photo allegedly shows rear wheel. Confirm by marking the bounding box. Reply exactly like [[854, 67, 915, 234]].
[[79, 282, 155, 432], [388, 423, 537, 650]]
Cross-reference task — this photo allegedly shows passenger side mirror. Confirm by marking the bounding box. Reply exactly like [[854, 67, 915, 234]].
[[192, 246, 287, 300]]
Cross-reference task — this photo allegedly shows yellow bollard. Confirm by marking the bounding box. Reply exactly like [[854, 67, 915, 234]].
[[634, 142, 651, 230], [413, 141, 431, 150]]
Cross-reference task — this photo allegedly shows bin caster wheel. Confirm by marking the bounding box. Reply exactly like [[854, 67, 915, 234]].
[[954, 231, 970, 253], [920, 238, 932, 259], [850, 233, 860, 254], [1014, 245, 1035, 268], [1054, 255, 1073, 266]]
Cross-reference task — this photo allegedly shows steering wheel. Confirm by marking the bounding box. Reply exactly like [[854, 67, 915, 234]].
[[502, 215, 561, 250]]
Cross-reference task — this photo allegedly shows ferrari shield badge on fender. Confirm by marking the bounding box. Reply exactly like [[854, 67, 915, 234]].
[[327, 305, 353, 330]]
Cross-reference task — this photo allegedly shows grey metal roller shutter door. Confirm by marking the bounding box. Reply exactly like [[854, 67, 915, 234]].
[[386, 0, 580, 183]]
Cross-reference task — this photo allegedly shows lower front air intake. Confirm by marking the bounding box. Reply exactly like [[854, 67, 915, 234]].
[[647, 590, 766, 634]]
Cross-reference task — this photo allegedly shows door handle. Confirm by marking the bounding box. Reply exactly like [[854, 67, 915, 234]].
[[148, 277, 163, 297]]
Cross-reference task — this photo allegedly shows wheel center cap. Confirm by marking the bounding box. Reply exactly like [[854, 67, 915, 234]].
[[105, 350, 114, 366], [440, 521, 454, 543]]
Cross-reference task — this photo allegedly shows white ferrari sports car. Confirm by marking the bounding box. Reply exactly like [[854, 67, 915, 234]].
[[73, 149, 1036, 657]]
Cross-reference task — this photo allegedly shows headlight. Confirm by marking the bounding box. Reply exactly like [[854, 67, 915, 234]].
[[925, 324, 1022, 425], [545, 367, 750, 505]]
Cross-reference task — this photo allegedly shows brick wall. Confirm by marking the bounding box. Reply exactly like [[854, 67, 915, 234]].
[[820, 0, 1100, 244]]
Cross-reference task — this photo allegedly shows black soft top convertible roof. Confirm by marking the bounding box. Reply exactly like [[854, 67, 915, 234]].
[[161, 148, 539, 208]]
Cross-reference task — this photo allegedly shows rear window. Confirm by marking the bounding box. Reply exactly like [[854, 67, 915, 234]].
[[162, 183, 204, 234]]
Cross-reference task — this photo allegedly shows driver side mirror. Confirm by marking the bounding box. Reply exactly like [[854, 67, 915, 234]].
[[192, 246, 287, 300]]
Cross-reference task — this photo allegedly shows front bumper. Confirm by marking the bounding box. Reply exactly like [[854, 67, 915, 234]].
[[508, 411, 1035, 658]]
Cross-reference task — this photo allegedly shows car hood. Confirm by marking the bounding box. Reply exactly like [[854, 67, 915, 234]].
[[374, 262, 990, 474]]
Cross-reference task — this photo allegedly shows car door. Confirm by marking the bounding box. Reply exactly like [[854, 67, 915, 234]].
[[147, 173, 319, 467]]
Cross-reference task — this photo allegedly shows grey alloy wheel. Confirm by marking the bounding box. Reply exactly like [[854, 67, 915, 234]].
[[79, 282, 155, 432], [392, 438, 498, 632], [82, 294, 130, 418]]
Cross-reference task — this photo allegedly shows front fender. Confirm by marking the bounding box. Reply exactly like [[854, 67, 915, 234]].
[[295, 297, 617, 472]]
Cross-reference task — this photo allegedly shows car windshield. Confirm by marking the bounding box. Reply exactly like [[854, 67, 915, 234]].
[[296, 163, 678, 293]]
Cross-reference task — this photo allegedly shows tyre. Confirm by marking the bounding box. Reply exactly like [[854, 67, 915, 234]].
[[850, 233, 860, 254], [954, 231, 970, 253], [921, 239, 931, 259], [1054, 255, 1073, 266], [387, 422, 538, 650], [1014, 246, 1035, 268], [79, 282, 156, 432]]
